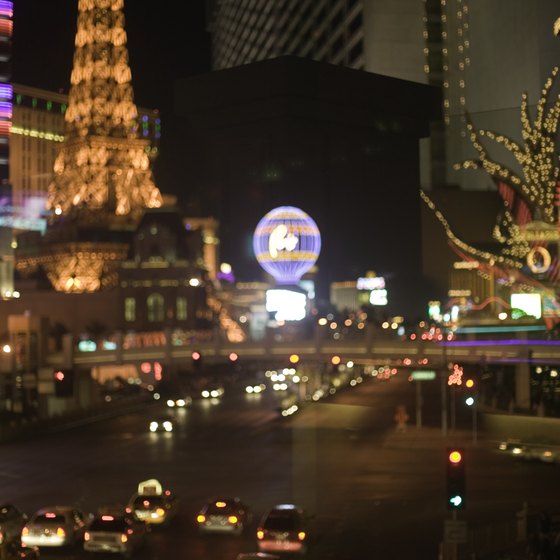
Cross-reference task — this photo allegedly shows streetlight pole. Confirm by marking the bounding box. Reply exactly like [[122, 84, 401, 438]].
[[441, 341, 448, 437]]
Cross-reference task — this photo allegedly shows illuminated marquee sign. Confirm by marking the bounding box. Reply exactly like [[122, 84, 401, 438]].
[[370, 288, 388, 306], [266, 288, 307, 321], [510, 293, 542, 320], [253, 206, 321, 285], [357, 276, 385, 290]]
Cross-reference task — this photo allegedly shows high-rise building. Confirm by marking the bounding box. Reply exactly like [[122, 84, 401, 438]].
[[0, 0, 13, 299], [208, 0, 560, 191], [208, 0, 560, 314]]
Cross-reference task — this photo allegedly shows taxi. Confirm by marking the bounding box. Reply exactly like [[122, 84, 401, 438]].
[[127, 479, 179, 527]]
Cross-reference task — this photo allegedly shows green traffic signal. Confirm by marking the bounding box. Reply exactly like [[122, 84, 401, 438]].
[[449, 495, 463, 508]]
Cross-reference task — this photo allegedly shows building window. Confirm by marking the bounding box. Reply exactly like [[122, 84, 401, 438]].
[[176, 297, 188, 321], [147, 293, 164, 322], [124, 297, 136, 322], [349, 40, 363, 63]]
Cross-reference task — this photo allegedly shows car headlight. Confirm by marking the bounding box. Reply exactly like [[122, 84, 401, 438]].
[[163, 421, 173, 431]]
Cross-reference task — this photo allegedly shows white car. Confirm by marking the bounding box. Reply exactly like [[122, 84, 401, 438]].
[[149, 416, 174, 433], [21, 506, 87, 548], [166, 396, 192, 408], [201, 387, 225, 399]]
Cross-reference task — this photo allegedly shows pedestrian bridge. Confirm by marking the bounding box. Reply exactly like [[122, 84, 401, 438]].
[[49, 333, 560, 370]]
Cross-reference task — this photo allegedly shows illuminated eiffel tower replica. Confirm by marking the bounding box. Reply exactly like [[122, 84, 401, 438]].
[[15, 0, 163, 292]]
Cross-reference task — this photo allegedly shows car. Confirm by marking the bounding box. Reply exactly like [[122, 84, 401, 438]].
[[497, 438, 524, 455], [84, 512, 148, 557], [21, 506, 87, 548], [0, 503, 28, 544], [245, 383, 266, 394], [166, 396, 192, 408], [201, 386, 225, 399], [236, 554, 281, 560], [196, 497, 251, 535], [256, 504, 310, 555], [149, 416, 174, 433], [127, 479, 180, 526]]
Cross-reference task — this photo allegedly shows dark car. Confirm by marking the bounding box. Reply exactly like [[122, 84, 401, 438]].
[[1, 541, 40, 560], [257, 504, 310, 555], [0, 504, 28, 544]]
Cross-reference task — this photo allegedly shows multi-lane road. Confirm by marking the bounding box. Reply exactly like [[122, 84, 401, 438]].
[[0, 369, 558, 559]]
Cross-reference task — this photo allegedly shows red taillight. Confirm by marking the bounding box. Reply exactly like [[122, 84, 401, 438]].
[[257, 530, 264, 540], [298, 531, 306, 541], [228, 515, 238, 524], [84, 532, 90, 542]]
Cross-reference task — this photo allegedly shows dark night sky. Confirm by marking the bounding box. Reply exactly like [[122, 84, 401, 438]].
[[11, 0, 212, 201]]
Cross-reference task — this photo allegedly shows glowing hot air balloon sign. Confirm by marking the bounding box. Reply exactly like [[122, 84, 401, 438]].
[[253, 206, 321, 285]]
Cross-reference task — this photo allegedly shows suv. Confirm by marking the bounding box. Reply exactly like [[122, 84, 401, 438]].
[[256, 504, 309, 555]]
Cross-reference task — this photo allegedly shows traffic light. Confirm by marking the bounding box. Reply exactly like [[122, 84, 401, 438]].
[[464, 378, 476, 406], [54, 368, 74, 397], [191, 351, 202, 371], [446, 448, 466, 510]]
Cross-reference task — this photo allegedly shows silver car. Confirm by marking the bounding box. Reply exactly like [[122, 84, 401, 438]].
[[84, 513, 148, 557], [21, 506, 87, 548], [197, 497, 251, 535]]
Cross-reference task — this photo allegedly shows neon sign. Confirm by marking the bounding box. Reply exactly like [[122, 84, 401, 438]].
[[253, 206, 321, 285]]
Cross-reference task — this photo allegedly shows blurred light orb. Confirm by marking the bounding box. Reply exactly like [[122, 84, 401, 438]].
[[253, 206, 321, 285]]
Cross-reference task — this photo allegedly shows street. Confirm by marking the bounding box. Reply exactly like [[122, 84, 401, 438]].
[[0, 369, 558, 559]]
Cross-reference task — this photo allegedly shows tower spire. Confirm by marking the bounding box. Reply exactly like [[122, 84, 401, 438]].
[[47, 0, 162, 221], [16, 0, 164, 293]]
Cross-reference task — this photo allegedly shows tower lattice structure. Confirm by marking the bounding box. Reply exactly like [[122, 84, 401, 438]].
[[16, 0, 163, 293], [48, 0, 162, 219]]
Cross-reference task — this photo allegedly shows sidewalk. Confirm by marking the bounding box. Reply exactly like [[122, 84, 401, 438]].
[[382, 424, 484, 450]]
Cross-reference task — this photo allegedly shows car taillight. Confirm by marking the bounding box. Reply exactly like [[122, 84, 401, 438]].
[[21, 527, 29, 537], [56, 527, 66, 538], [84, 532, 90, 542], [0, 530, 4, 544], [298, 531, 306, 541], [120, 534, 128, 543], [156, 508, 165, 516], [196, 515, 206, 523], [257, 530, 264, 540], [228, 515, 238, 524]]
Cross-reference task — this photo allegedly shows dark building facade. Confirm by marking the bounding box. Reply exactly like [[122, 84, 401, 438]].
[[174, 56, 440, 317], [118, 208, 210, 333]]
